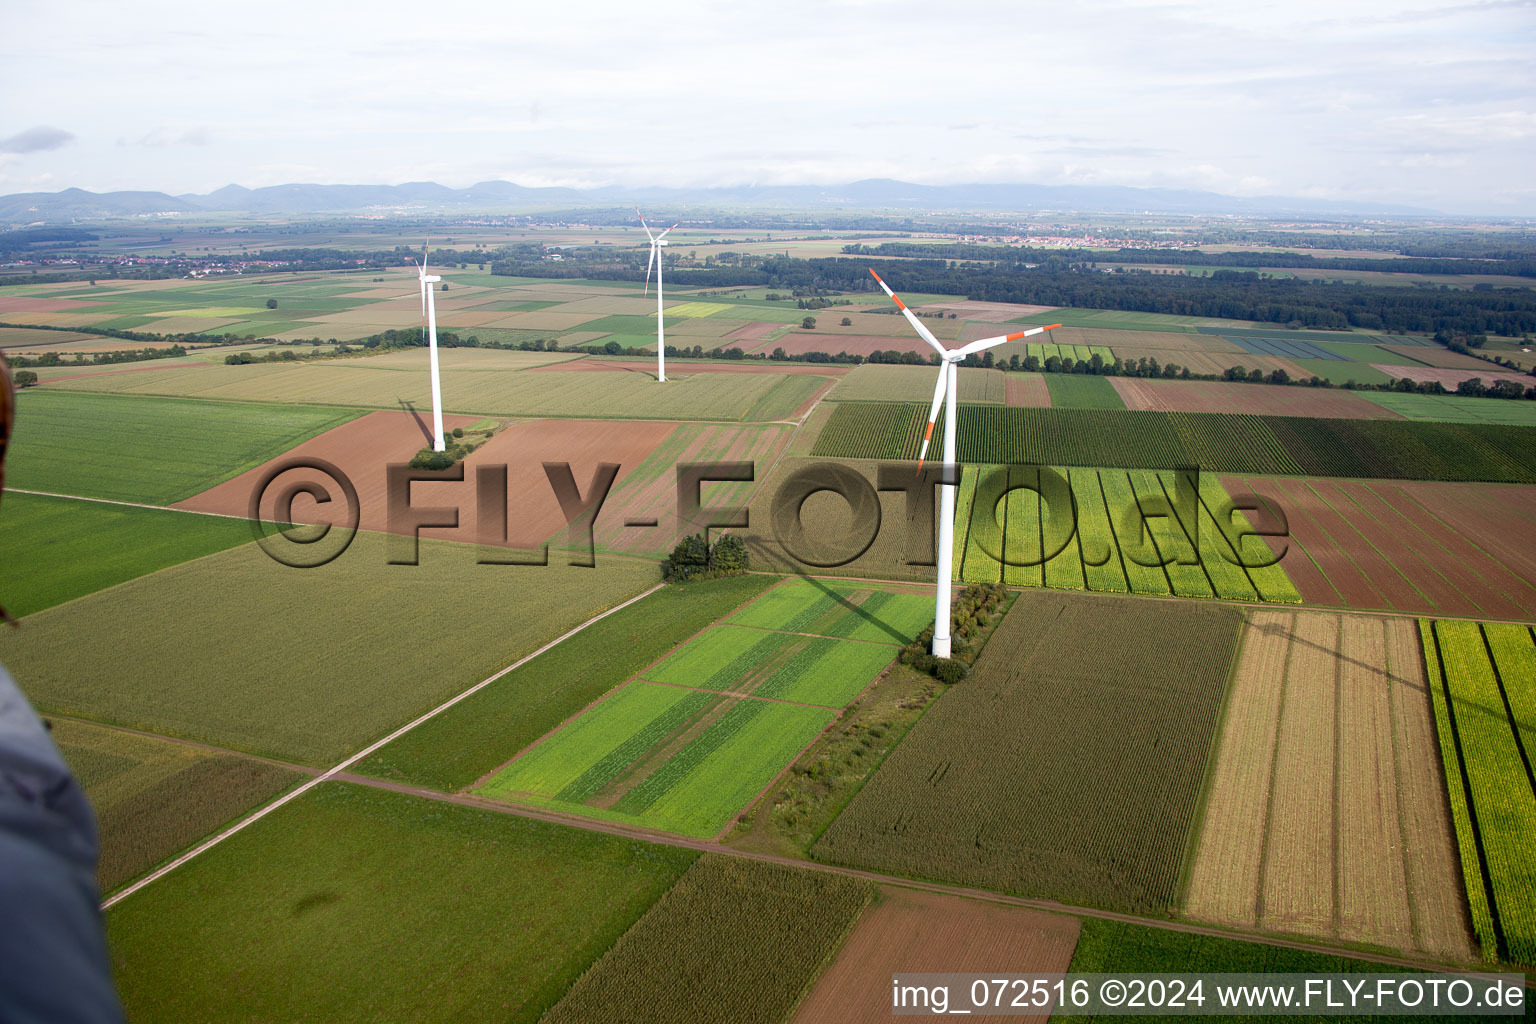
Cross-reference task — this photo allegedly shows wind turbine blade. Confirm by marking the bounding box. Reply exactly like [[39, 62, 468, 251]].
[[915, 361, 950, 475], [657, 221, 680, 240], [422, 240, 430, 276], [953, 323, 1062, 357], [867, 268, 948, 357], [644, 245, 655, 297], [636, 208, 655, 242]]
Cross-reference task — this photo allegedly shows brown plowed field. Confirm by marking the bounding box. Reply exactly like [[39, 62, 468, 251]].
[[791, 887, 1080, 1024], [1005, 374, 1051, 407], [723, 321, 781, 341], [1185, 611, 1477, 961], [767, 333, 930, 357], [1115, 349, 1311, 379], [1372, 365, 1530, 389], [1109, 379, 1397, 419], [1226, 476, 1536, 619], [174, 411, 674, 549], [0, 297, 107, 313]]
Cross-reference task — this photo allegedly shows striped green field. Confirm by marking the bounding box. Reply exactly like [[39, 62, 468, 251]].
[[642, 624, 899, 708], [1025, 342, 1114, 365], [1043, 374, 1125, 409], [724, 579, 933, 643], [955, 466, 1298, 603], [475, 682, 833, 838], [1421, 619, 1536, 966], [1355, 392, 1536, 425]]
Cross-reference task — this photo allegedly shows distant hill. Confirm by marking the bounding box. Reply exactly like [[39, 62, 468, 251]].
[[0, 178, 1435, 224]]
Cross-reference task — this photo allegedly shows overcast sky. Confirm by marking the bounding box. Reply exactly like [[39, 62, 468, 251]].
[[3, 0, 1533, 215]]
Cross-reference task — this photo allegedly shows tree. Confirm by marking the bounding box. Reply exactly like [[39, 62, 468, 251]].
[[840, 316, 852, 326], [13, 370, 38, 387], [801, 316, 817, 329], [440, 282, 448, 291], [265, 298, 278, 309]]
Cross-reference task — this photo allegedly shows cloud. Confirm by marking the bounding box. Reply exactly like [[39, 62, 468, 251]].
[[120, 126, 212, 148], [0, 126, 75, 154]]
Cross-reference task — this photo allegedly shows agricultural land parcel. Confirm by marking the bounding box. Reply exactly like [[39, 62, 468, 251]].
[[106, 782, 698, 1024], [1230, 477, 1536, 619], [810, 402, 1536, 483], [1421, 619, 1536, 966], [813, 590, 1243, 914], [542, 855, 872, 1024], [1185, 610, 1476, 962], [0, 532, 659, 766], [474, 580, 928, 837]]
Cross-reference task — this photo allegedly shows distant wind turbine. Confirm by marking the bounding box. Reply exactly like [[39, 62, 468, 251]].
[[869, 268, 1060, 658], [638, 209, 679, 382], [414, 242, 446, 452]]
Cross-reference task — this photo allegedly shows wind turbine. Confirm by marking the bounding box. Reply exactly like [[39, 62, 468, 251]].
[[868, 268, 1060, 658], [638, 209, 679, 382], [413, 242, 445, 452]]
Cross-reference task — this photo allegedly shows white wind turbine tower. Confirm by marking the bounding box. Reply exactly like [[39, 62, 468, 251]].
[[638, 209, 680, 382], [413, 242, 446, 452], [869, 269, 1060, 658]]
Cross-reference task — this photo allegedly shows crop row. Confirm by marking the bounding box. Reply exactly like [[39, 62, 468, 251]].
[[812, 591, 1243, 913], [953, 465, 1299, 604], [614, 698, 768, 814], [551, 687, 716, 803], [1421, 620, 1536, 966], [541, 855, 873, 1024], [809, 402, 1536, 482]]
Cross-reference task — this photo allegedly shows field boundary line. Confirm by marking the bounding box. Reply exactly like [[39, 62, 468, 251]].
[[100, 581, 666, 910], [329, 772, 1520, 984], [10, 488, 250, 520]]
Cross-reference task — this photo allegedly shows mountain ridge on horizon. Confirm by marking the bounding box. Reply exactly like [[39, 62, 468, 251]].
[[0, 177, 1439, 224]]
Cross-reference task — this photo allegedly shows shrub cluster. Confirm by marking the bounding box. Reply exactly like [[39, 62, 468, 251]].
[[407, 427, 476, 470], [898, 582, 1009, 683], [662, 533, 750, 582]]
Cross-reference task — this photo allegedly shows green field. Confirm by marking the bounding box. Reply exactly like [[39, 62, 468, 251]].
[[827, 363, 1005, 403], [354, 575, 775, 791], [809, 402, 1536, 483], [1012, 308, 1236, 331], [813, 591, 1243, 913], [476, 681, 834, 837], [542, 855, 872, 1024], [0, 533, 660, 765], [40, 362, 800, 422], [1043, 374, 1126, 409], [53, 718, 298, 892], [1058, 919, 1462, 1024], [955, 466, 1299, 603], [1356, 391, 1536, 425], [0, 492, 259, 616], [724, 579, 933, 643], [1290, 357, 1400, 387], [1025, 341, 1115, 365], [1421, 620, 1536, 966], [641, 624, 899, 707], [106, 782, 696, 1023], [8, 391, 358, 503]]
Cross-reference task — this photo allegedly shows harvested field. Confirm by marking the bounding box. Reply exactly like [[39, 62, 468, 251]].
[[485, 310, 603, 331], [0, 296, 108, 313], [1005, 373, 1051, 407], [828, 364, 1005, 403], [1184, 611, 1476, 961], [916, 299, 1058, 322], [1051, 327, 1238, 352], [723, 321, 781, 341], [1229, 476, 1536, 618], [767, 333, 934, 357], [527, 358, 849, 376], [344, 347, 580, 370], [543, 855, 873, 1024], [107, 782, 695, 1024], [1111, 349, 1311, 378], [813, 591, 1243, 913], [53, 718, 300, 892], [0, 327, 102, 348], [1110, 378, 1399, 419], [176, 411, 675, 551], [592, 422, 792, 557], [1373, 365, 1530, 389], [792, 888, 1081, 1024]]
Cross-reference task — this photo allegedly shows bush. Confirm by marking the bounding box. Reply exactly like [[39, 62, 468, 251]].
[[934, 658, 968, 685], [408, 450, 455, 471], [265, 298, 277, 309], [452, 426, 464, 438], [661, 532, 750, 581], [13, 370, 38, 388]]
